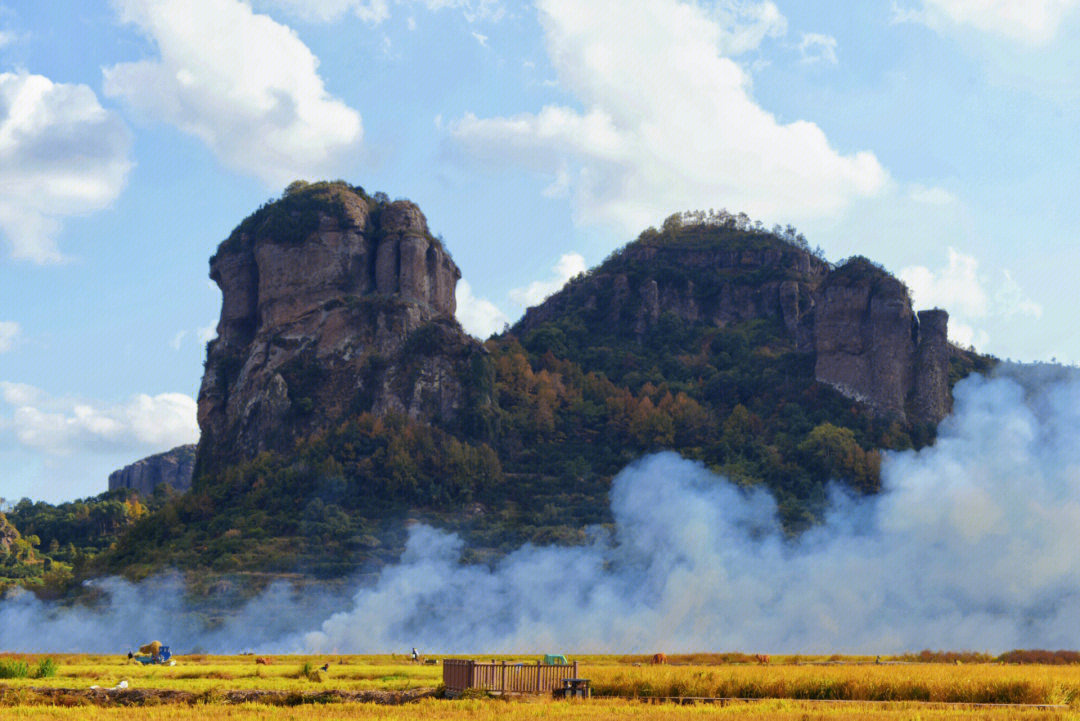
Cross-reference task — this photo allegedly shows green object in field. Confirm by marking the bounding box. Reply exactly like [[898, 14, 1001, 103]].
[[543, 654, 568, 665]]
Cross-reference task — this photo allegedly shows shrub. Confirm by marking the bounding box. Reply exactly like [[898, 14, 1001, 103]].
[[32, 658, 58, 678], [0, 659, 29, 678]]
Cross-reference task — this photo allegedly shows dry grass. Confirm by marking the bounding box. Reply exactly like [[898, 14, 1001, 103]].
[[1, 697, 1079, 720], [589, 662, 1080, 705], [3, 653, 1080, 718]]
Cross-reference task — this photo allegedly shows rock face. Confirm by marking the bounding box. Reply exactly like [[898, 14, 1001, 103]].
[[197, 182, 481, 476], [811, 261, 951, 422], [515, 223, 954, 426], [108, 444, 196, 495], [0, 513, 20, 555]]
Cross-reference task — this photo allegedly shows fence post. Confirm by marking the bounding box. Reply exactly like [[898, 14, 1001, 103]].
[[501, 661, 506, 692], [573, 660, 578, 678]]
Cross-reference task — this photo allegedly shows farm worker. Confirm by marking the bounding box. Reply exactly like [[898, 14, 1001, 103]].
[[412, 647, 419, 662]]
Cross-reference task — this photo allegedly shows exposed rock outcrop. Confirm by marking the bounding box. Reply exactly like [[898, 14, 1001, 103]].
[[515, 222, 954, 425], [108, 444, 196, 496], [197, 182, 482, 477], [812, 260, 951, 423], [0, 513, 21, 555]]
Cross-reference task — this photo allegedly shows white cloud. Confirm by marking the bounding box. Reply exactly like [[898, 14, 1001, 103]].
[[0, 321, 19, 353], [455, 279, 509, 339], [261, 0, 389, 23], [948, 321, 990, 350], [901, 247, 989, 318], [901, 248, 1042, 348], [0, 382, 198, 456], [471, 30, 489, 46], [509, 252, 586, 307], [0, 30, 13, 48], [419, 0, 504, 22], [894, 0, 1080, 45], [996, 270, 1043, 319], [908, 183, 958, 206], [169, 330, 186, 350], [262, 0, 503, 23], [451, 0, 888, 235], [104, 0, 362, 187], [707, 0, 787, 55], [0, 72, 132, 263], [197, 324, 217, 344], [0, 381, 41, 406], [798, 32, 838, 64]]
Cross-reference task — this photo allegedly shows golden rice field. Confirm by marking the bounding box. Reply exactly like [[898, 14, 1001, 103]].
[[3, 653, 1080, 719]]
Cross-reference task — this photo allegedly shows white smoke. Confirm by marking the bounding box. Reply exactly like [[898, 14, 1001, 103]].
[[4, 364, 1080, 654]]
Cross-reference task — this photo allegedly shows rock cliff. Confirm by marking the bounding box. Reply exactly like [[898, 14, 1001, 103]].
[[515, 216, 955, 425], [196, 182, 482, 477], [108, 444, 196, 495], [0, 513, 20, 555]]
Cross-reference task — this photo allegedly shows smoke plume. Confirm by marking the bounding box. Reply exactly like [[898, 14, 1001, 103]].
[[4, 365, 1080, 654]]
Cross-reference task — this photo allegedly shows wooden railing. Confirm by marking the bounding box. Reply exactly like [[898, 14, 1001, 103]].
[[443, 659, 579, 694]]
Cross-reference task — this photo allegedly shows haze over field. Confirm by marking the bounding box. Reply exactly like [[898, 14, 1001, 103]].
[[4, 364, 1078, 654]]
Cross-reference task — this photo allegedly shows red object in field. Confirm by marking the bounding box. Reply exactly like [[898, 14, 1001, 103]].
[[651, 653, 668, 665]]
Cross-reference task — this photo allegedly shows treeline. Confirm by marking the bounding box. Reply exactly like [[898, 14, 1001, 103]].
[[104, 413, 503, 579], [1, 488, 169, 596], [903, 649, 1080, 665]]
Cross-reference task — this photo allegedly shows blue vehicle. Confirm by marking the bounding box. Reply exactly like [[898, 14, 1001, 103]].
[[134, 644, 171, 664]]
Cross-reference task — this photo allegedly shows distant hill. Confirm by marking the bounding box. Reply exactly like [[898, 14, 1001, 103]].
[[2, 184, 994, 593], [109, 445, 196, 496]]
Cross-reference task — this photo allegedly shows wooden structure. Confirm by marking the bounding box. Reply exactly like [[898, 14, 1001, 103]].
[[443, 659, 579, 694]]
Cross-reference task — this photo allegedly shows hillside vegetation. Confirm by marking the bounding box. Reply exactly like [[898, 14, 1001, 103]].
[[2, 199, 994, 593]]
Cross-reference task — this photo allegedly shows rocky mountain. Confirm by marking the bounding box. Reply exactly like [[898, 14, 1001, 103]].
[[12, 186, 992, 590], [517, 218, 953, 425], [196, 181, 486, 478], [108, 444, 196, 496]]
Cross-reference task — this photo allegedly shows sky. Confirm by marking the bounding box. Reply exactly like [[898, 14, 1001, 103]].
[[0, 0, 1077, 504]]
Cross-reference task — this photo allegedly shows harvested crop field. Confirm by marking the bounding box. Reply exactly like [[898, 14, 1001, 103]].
[[3, 654, 1080, 719]]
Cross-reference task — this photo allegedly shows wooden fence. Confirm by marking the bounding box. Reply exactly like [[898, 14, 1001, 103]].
[[443, 659, 579, 694]]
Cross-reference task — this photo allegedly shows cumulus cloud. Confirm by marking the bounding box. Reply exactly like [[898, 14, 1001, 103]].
[[508, 252, 585, 307], [455, 279, 509, 339], [450, 0, 888, 235], [455, 253, 587, 338], [0, 382, 198, 456], [103, 0, 362, 186], [0, 72, 132, 263], [798, 32, 838, 64], [901, 247, 989, 318], [0, 321, 19, 353], [901, 247, 1042, 348], [893, 0, 1080, 45], [706, 0, 787, 55]]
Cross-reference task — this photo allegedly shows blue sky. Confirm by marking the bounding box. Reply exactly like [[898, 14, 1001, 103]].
[[0, 0, 1077, 503]]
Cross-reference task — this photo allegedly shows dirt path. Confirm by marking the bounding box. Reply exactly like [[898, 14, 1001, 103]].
[[1, 685, 438, 707]]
